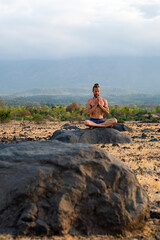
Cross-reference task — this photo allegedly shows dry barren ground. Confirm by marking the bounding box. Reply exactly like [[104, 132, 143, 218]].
[[0, 120, 159, 240]]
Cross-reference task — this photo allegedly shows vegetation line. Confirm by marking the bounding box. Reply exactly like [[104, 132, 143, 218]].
[[0, 98, 160, 124]]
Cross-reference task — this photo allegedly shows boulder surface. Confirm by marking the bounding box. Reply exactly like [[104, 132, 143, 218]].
[[51, 127, 131, 144], [0, 140, 149, 236], [113, 123, 132, 132]]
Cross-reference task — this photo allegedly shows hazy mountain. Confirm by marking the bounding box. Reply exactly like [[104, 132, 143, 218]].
[[3, 93, 160, 106], [0, 56, 160, 95]]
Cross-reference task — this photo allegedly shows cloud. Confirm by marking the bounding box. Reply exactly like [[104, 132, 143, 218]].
[[0, 0, 160, 59]]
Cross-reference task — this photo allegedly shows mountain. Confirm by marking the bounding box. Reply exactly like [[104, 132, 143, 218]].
[[0, 56, 160, 94]]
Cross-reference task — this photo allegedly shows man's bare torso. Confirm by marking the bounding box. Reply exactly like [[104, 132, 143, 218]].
[[87, 96, 107, 119]]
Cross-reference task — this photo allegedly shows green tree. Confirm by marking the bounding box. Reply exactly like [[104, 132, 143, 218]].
[[66, 102, 80, 113], [33, 113, 46, 124], [0, 106, 12, 123]]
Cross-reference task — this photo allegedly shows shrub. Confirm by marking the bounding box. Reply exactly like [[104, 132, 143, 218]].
[[61, 116, 67, 121], [66, 102, 80, 113], [33, 113, 46, 124], [0, 108, 12, 123], [16, 117, 22, 121], [24, 116, 33, 121]]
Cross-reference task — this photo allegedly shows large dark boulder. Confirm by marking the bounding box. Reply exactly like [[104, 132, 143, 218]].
[[51, 127, 131, 144], [113, 124, 132, 132], [0, 140, 149, 236]]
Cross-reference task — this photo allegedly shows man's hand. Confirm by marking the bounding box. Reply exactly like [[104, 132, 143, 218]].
[[87, 99, 98, 115], [97, 97, 100, 106], [98, 98, 109, 115]]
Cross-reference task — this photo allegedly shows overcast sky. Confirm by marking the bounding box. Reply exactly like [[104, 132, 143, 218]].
[[0, 0, 160, 59]]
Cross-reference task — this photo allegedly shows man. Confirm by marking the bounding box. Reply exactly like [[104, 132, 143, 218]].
[[84, 83, 117, 128]]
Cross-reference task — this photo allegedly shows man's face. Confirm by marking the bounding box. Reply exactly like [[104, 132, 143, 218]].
[[93, 87, 100, 98]]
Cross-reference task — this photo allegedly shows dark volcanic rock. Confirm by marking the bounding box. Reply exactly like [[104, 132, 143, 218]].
[[51, 128, 131, 144], [61, 123, 79, 130], [150, 206, 160, 219], [149, 138, 159, 142], [141, 133, 147, 139], [141, 128, 154, 133], [0, 141, 149, 236], [113, 124, 132, 132]]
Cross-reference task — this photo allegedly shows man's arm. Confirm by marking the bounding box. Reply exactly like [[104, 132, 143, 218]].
[[87, 100, 98, 115], [98, 98, 109, 115]]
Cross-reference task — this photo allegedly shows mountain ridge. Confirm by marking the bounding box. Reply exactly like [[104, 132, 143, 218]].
[[0, 56, 159, 94]]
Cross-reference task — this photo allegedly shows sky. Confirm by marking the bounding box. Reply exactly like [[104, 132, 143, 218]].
[[0, 0, 160, 59]]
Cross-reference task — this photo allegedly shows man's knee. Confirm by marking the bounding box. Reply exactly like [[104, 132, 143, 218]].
[[113, 118, 117, 124], [84, 120, 90, 126]]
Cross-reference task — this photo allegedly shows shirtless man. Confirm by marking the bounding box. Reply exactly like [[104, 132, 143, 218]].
[[84, 83, 117, 128]]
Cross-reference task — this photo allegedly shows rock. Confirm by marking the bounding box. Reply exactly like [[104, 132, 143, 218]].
[[150, 207, 160, 219], [141, 133, 147, 139], [26, 137, 34, 141], [132, 136, 140, 139], [149, 138, 159, 142], [61, 123, 79, 130], [13, 136, 17, 141], [141, 128, 154, 133], [137, 146, 143, 150], [19, 134, 26, 138], [101, 144, 106, 148], [0, 140, 149, 236], [51, 128, 131, 144], [113, 124, 132, 132], [0, 144, 12, 150], [23, 126, 31, 129], [112, 143, 119, 147], [156, 201, 160, 206]]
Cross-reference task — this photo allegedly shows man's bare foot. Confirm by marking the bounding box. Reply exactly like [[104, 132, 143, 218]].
[[107, 124, 113, 128]]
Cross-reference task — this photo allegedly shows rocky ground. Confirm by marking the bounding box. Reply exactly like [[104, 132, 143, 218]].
[[0, 120, 159, 240]]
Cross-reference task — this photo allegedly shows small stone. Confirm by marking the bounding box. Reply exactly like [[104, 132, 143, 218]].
[[26, 137, 34, 141], [112, 143, 119, 147], [150, 208, 160, 219], [156, 201, 160, 206], [141, 133, 147, 139], [149, 138, 158, 142], [23, 126, 31, 129], [141, 128, 154, 133], [13, 136, 17, 141], [101, 144, 106, 148]]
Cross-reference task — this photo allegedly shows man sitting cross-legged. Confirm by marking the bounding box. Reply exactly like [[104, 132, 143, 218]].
[[84, 83, 117, 128]]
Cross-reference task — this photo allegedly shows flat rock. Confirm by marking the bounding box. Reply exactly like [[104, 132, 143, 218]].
[[61, 123, 79, 130], [0, 140, 149, 236], [149, 138, 159, 142], [141, 128, 154, 133], [113, 124, 132, 132], [51, 127, 131, 144]]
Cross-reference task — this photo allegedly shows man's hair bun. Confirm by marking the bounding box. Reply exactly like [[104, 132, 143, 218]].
[[93, 83, 100, 90]]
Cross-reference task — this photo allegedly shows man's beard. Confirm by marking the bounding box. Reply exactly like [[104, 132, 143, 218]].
[[94, 94, 99, 98]]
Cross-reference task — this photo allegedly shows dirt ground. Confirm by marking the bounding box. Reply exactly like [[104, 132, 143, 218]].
[[0, 120, 159, 240]]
